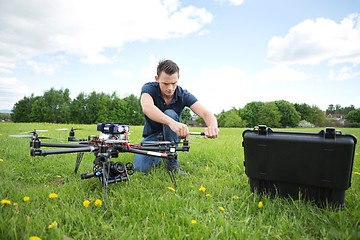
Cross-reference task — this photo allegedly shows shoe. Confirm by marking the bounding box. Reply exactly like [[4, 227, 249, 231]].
[[167, 163, 187, 176]]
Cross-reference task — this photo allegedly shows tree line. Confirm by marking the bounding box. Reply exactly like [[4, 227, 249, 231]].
[[11, 88, 144, 125], [10, 88, 360, 128], [213, 100, 360, 128]]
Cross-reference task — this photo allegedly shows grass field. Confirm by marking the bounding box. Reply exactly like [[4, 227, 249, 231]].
[[0, 122, 360, 239]]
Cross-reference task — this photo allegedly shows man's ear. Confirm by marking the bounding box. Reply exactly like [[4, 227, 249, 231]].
[[155, 76, 159, 82]]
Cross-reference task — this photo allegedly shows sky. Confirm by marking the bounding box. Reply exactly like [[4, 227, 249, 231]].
[[1, 0, 360, 114]]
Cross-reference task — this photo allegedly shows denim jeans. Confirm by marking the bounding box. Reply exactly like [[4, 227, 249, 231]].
[[133, 109, 180, 172]]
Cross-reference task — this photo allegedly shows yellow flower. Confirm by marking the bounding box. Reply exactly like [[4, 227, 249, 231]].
[[355, 172, 360, 176], [23, 196, 30, 202], [258, 201, 263, 208], [1, 199, 11, 205], [48, 221, 58, 229], [95, 199, 102, 206], [168, 187, 175, 192], [49, 193, 58, 198], [83, 200, 90, 207], [191, 220, 197, 224], [219, 207, 225, 212], [199, 186, 206, 192], [233, 196, 239, 199], [56, 175, 61, 178], [27, 216, 30, 221], [187, 162, 190, 164], [356, 152, 359, 155], [206, 194, 211, 197], [13, 202, 18, 207], [0, 159, 3, 162], [205, 166, 209, 171], [29, 237, 41, 240]]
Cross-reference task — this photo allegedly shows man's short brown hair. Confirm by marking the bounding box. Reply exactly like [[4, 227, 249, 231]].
[[157, 59, 179, 77]]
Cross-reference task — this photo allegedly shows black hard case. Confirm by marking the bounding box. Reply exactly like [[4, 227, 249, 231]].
[[242, 126, 357, 206]]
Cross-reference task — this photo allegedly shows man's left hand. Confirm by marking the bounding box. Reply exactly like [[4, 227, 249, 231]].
[[204, 127, 219, 139]]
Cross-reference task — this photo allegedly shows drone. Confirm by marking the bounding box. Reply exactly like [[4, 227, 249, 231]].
[[10, 122, 203, 211]]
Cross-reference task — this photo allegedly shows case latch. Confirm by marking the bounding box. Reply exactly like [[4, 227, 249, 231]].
[[256, 125, 267, 135], [325, 128, 336, 139]]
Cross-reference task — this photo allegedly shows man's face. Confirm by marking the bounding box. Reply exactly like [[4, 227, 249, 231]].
[[155, 71, 179, 99]]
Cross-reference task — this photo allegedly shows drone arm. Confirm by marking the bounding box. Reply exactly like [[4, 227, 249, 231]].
[[40, 142, 89, 148], [31, 146, 97, 157]]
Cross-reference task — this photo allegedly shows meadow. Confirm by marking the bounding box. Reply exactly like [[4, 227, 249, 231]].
[[0, 122, 359, 239]]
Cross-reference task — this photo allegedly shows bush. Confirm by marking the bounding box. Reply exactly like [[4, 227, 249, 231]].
[[298, 120, 314, 128]]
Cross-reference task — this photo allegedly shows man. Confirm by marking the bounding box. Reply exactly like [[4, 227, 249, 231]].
[[133, 59, 219, 174]]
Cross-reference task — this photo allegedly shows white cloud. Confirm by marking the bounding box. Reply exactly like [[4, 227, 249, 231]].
[[0, 77, 34, 109], [0, 0, 213, 70], [141, 56, 158, 80], [267, 14, 360, 65], [192, 65, 251, 113], [328, 66, 360, 82], [27, 55, 68, 75], [215, 0, 244, 6], [254, 64, 309, 83]]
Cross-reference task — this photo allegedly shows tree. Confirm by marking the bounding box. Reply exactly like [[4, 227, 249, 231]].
[[11, 94, 36, 122], [181, 107, 192, 124], [274, 100, 301, 127], [257, 102, 282, 128], [327, 104, 335, 114], [70, 92, 87, 124], [240, 101, 265, 127], [345, 109, 360, 123], [294, 103, 325, 124], [223, 109, 246, 127]]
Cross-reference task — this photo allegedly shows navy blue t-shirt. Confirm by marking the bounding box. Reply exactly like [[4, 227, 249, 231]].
[[141, 82, 198, 137]]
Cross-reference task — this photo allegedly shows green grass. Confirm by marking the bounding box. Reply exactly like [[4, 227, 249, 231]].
[[0, 123, 360, 239]]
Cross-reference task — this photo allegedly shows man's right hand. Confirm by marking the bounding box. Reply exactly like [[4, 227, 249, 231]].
[[169, 121, 190, 139]]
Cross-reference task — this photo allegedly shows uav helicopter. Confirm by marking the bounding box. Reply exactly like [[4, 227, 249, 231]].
[[10, 122, 204, 211]]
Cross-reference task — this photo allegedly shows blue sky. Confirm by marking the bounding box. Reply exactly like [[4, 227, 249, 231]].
[[1, 0, 359, 114]]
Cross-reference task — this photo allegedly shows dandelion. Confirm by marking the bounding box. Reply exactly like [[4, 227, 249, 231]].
[[27, 216, 30, 221], [29, 237, 41, 240], [13, 202, 18, 207], [356, 152, 359, 156], [95, 199, 102, 206], [49, 193, 58, 198], [199, 186, 206, 192], [0, 159, 3, 162], [168, 187, 175, 192], [258, 201, 263, 208], [56, 175, 61, 178], [83, 200, 90, 207], [191, 220, 197, 224], [219, 207, 225, 212], [48, 221, 58, 229], [1, 199, 11, 205], [233, 196, 239, 199], [355, 172, 360, 176], [187, 162, 190, 164], [23, 196, 30, 202], [206, 194, 211, 197]]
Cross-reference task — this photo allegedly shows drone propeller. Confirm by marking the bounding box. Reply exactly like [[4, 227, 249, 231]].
[[56, 128, 82, 131], [9, 135, 62, 140], [22, 130, 48, 134]]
